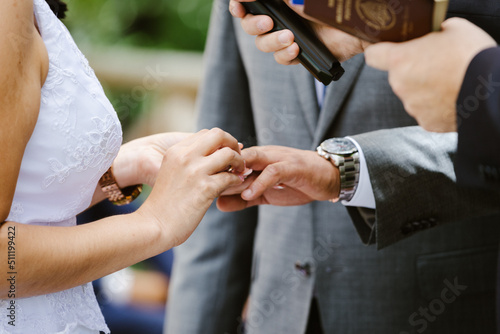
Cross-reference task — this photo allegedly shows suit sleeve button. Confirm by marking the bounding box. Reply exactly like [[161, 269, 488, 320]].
[[411, 221, 422, 230], [421, 220, 431, 228]]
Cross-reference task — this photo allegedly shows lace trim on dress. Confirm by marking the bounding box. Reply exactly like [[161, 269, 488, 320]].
[[43, 115, 121, 190]]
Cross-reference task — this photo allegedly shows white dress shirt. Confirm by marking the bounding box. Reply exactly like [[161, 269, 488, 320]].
[[315, 80, 376, 209]]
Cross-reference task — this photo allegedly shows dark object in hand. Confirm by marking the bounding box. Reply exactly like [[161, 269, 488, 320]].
[[303, 0, 449, 43], [242, 0, 345, 85]]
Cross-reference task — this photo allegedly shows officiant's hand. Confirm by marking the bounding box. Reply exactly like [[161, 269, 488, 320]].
[[229, 0, 370, 64], [217, 145, 340, 212], [365, 18, 496, 132]]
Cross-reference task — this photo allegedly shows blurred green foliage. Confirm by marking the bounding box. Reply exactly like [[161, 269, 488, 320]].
[[63, 0, 214, 132], [65, 0, 213, 51]]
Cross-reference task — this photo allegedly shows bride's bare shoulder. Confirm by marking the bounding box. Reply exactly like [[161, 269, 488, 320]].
[[0, 0, 46, 116], [0, 0, 48, 77], [0, 1, 35, 47]]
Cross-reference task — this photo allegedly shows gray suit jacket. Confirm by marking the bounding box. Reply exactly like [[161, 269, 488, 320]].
[[166, 1, 500, 333]]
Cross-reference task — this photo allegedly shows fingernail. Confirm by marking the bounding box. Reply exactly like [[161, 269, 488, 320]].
[[239, 175, 245, 182], [278, 31, 292, 45], [243, 168, 253, 177], [229, 3, 236, 16], [242, 189, 252, 199]]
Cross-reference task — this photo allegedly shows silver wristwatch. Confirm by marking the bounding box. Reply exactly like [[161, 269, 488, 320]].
[[317, 138, 360, 202]]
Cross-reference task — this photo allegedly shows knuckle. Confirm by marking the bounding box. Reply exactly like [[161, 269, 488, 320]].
[[197, 129, 209, 137], [209, 127, 224, 137], [169, 147, 190, 166], [242, 147, 258, 163], [403, 101, 417, 118], [388, 74, 405, 98], [166, 145, 179, 158], [240, 19, 249, 34], [274, 50, 289, 65], [228, 174, 242, 187], [255, 37, 267, 53], [388, 49, 404, 68], [198, 178, 214, 194], [221, 149, 238, 164], [264, 164, 280, 178], [246, 147, 258, 158], [221, 171, 235, 183], [220, 146, 235, 158]]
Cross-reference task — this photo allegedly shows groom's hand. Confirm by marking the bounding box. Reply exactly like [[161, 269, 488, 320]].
[[217, 145, 340, 212]]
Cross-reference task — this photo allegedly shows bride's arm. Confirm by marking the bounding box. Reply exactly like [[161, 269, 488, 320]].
[[0, 2, 245, 300], [0, 211, 164, 298], [1, 129, 246, 299]]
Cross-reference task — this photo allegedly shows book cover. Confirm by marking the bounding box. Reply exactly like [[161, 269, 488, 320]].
[[303, 0, 449, 42]]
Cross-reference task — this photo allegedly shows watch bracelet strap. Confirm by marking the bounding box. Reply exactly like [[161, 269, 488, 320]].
[[337, 153, 360, 202], [99, 167, 143, 206]]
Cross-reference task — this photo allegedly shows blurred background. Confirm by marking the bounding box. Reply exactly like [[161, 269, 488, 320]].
[[65, 0, 212, 140], [67, 0, 214, 332]]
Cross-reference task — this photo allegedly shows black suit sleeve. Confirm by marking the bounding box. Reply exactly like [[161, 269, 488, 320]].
[[455, 47, 500, 190]]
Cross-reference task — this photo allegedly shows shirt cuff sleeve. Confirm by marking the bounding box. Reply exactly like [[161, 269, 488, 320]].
[[341, 137, 376, 209]]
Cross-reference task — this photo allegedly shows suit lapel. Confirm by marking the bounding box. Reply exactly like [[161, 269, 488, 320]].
[[313, 56, 365, 146], [290, 66, 319, 140]]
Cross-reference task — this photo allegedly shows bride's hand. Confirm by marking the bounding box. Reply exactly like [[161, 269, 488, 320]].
[[112, 132, 191, 188], [136, 128, 246, 247]]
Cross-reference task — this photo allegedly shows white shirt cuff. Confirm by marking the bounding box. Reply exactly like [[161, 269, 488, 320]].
[[341, 137, 376, 209]]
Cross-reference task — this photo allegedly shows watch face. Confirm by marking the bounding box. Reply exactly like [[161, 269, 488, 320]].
[[321, 138, 357, 155]]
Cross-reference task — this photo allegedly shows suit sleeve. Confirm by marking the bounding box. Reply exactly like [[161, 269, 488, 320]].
[[348, 126, 500, 249], [455, 47, 500, 190], [165, 1, 258, 333]]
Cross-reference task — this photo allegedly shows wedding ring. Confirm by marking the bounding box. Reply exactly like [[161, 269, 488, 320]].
[[226, 165, 234, 173]]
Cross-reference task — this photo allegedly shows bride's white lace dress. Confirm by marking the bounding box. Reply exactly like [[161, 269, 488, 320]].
[[0, 0, 122, 332]]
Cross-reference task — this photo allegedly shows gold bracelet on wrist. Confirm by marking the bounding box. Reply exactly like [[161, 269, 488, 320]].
[[99, 166, 143, 206]]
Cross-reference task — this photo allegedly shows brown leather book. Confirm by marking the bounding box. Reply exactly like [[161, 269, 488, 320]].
[[303, 0, 449, 42]]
